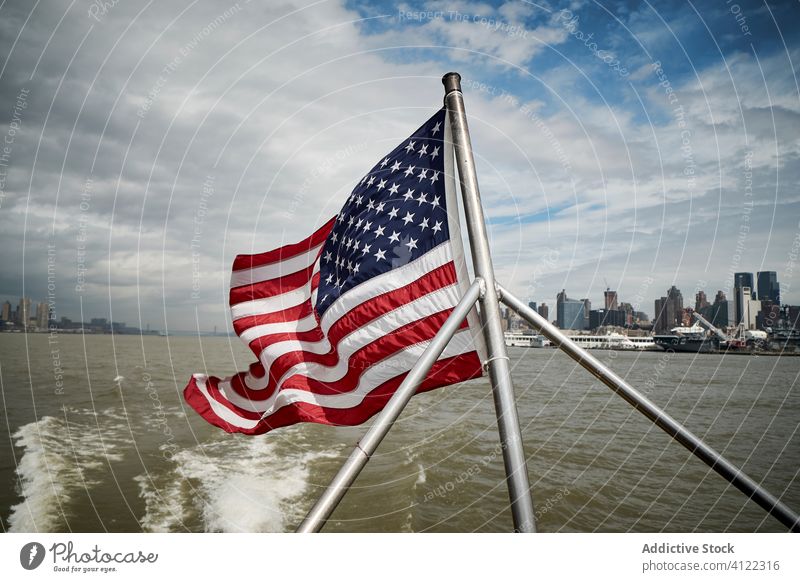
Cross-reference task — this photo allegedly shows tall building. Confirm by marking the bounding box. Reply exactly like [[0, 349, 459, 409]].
[[734, 272, 754, 293], [556, 290, 586, 330], [654, 297, 666, 333], [581, 298, 591, 326], [757, 271, 780, 304], [700, 291, 733, 329], [739, 286, 760, 330], [733, 272, 755, 325], [36, 302, 49, 329], [619, 301, 634, 325], [757, 302, 781, 330], [695, 290, 709, 311], [537, 303, 549, 322], [1, 301, 10, 322], [699, 303, 727, 329], [654, 286, 683, 333], [17, 297, 31, 327], [528, 302, 537, 312], [604, 289, 618, 311], [589, 309, 626, 329]]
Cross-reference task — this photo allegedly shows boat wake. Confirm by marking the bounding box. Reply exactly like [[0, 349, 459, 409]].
[[7, 410, 131, 532], [136, 431, 338, 532]]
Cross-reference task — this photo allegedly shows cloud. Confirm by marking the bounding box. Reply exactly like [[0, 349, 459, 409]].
[[0, 0, 798, 331]]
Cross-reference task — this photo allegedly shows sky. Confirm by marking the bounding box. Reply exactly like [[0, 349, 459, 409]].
[[0, 0, 798, 331]]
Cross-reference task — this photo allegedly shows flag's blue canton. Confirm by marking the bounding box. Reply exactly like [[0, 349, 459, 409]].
[[315, 109, 449, 317]]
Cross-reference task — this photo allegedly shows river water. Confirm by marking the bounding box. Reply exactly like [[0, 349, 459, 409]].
[[1, 333, 797, 532]]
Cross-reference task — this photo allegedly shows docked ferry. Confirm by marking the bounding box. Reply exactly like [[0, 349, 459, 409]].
[[563, 332, 657, 351], [505, 331, 656, 350], [503, 332, 551, 348]]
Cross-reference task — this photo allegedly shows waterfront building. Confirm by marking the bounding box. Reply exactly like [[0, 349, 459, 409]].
[[734, 272, 755, 325], [537, 303, 549, 322], [589, 309, 626, 330], [36, 302, 48, 329], [695, 290, 709, 311], [757, 301, 781, 330], [654, 286, 683, 333], [581, 298, 591, 328], [739, 286, 760, 330], [17, 297, 31, 327], [0, 301, 10, 322], [557, 290, 586, 330], [757, 271, 780, 304], [618, 301, 634, 325], [604, 289, 618, 311], [702, 292, 734, 329]]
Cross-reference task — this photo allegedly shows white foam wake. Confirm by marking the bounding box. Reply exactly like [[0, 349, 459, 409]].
[[136, 431, 338, 532], [8, 411, 128, 532]]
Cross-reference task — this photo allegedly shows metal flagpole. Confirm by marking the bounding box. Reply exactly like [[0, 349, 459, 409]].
[[497, 284, 800, 532], [297, 278, 483, 533], [442, 72, 537, 533]]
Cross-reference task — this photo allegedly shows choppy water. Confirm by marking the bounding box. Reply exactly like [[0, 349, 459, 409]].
[[1, 333, 798, 532]]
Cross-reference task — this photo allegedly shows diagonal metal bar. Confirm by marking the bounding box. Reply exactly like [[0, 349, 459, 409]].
[[296, 278, 483, 533], [497, 283, 800, 532]]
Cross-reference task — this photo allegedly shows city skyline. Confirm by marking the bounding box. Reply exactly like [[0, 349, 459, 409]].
[[1, 1, 798, 330], [2, 265, 794, 332], [523, 267, 791, 323]]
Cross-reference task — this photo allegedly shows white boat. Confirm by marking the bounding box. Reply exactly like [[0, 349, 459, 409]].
[[504, 332, 551, 348], [562, 332, 657, 351]]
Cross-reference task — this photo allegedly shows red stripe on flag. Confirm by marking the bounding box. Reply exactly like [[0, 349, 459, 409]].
[[229, 263, 317, 304], [232, 264, 459, 398], [183, 351, 482, 435], [231, 301, 315, 336], [231, 216, 335, 272], [279, 311, 471, 396]]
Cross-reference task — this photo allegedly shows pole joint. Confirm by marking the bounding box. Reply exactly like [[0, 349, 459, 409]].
[[476, 276, 488, 298]]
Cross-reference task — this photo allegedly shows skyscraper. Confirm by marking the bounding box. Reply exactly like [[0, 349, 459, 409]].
[[1, 301, 10, 322], [757, 271, 780, 304], [701, 290, 733, 329], [734, 272, 754, 293], [581, 298, 591, 326], [556, 290, 586, 330], [619, 301, 634, 325], [654, 297, 667, 333], [604, 289, 618, 311], [654, 286, 683, 333], [17, 297, 31, 327], [538, 303, 549, 322], [36, 302, 49, 329], [740, 286, 760, 330], [733, 272, 755, 325], [695, 290, 709, 311]]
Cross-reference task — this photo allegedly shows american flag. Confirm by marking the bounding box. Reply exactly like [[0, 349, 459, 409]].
[[184, 109, 487, 435]]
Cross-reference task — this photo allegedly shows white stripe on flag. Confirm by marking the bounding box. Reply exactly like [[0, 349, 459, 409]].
[[211, 329, 476, 419], [229, 243, 325, 288], [241, 283, 461, 392]]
